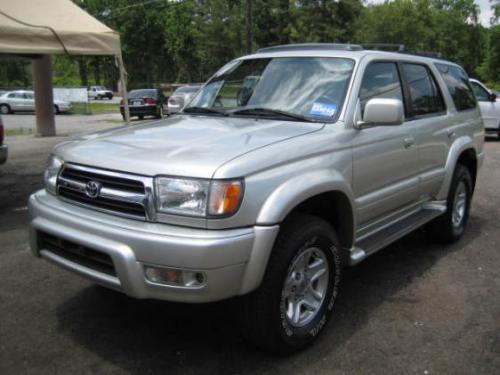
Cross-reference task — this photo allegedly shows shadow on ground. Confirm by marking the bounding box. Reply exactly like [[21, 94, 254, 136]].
[[55, 216, 483, 374]]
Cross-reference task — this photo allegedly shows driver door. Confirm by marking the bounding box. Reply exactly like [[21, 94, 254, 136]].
[[470, 81, 498, 129]]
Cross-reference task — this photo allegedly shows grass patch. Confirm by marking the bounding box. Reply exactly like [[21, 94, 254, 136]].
[[71, 101, 120, 115], [6, 127, 34, 136]]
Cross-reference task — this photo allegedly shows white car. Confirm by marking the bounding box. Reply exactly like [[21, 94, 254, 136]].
[[0, 90, 72, 114], [469, 79, 500, 134], [167, 85, 201, 114], [88, 85, 113, 100]]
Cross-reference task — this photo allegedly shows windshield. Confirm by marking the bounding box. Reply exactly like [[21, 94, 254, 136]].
[[186, 57, 354, 122], [174, 86, 201, 95]]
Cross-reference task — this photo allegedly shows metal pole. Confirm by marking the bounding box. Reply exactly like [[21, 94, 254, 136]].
[[32, 55, 56, 136], [116, 53, 130, 125]]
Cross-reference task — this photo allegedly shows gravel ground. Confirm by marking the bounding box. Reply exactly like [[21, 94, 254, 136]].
[[0, 120, 499, 374]]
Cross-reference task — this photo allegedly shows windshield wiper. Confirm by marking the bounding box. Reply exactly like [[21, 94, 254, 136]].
[[182, 106, 227, 115], [228, 107, 318, 122]]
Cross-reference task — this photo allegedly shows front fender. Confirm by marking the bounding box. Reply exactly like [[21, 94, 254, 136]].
[[256, 169, 356, 226]]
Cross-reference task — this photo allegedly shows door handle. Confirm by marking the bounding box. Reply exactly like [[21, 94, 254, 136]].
[[403, 137, 415, 149]]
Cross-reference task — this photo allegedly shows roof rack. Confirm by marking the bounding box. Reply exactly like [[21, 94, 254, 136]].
[[256, 42, 446, 60], [257, 43, 363, 53]]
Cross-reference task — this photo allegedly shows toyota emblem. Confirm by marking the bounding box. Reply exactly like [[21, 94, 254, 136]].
[[85, 181, 101, 199]]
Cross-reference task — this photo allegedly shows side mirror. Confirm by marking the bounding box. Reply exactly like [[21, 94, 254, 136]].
[[356, 98, 404, 129], [490, 93, 497, 102]]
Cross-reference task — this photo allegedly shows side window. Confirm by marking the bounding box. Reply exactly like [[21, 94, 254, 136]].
[[402, 63, 445, 117], [436, 64, 476, 111], [8, 93, 16, 98], [359, 62, 403, 113], [470, 82, 490, 101]]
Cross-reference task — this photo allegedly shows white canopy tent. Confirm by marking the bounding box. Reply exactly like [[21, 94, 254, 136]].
[[0, 0, 130, 135]]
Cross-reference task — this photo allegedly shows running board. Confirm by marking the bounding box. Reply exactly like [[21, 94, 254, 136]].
[[348, 202, 446, 265]]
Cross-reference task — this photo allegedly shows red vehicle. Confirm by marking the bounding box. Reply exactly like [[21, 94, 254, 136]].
[[0, 115, 7, 164]]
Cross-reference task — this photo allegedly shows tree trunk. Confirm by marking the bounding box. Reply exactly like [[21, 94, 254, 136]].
[[246, 0, 253, 54], [78, 57, 88, 87]]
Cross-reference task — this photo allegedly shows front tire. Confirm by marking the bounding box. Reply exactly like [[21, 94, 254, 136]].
[[0, 104, 11, 114], [427, 164, 472, 243], [240, 214, 341, 355]]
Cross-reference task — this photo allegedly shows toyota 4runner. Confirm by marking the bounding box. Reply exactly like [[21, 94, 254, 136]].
[[29, 44, 484, 354]]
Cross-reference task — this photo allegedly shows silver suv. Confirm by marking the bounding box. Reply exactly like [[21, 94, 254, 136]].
[[28, 44, 484, 354]]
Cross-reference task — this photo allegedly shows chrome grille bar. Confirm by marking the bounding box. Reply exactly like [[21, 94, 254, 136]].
[[56, 164, 156, 221]]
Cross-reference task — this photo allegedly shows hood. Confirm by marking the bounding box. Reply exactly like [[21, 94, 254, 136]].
[[55, 115, 324, 178]]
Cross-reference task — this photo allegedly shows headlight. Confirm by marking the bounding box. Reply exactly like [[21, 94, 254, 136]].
[[155, 177, 243, 217], [44, 155, 63, 195]]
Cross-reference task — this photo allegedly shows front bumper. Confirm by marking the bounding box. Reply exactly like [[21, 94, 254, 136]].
[[0, 144, 7, 164], [28, 190, 279, 303]]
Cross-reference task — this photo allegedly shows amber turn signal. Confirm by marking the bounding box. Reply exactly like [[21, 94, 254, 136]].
[[208, 180, 243, 216]]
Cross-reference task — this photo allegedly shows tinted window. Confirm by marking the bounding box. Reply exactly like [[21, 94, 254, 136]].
[[128, 89, 157, 99], [402, 64, 445, 116], [436, 64, 476, 111], [470, 82, 490, 101], [359, 62, 403, 113]]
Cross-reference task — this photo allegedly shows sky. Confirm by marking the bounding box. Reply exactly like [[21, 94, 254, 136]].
[[368, 0, 493, 27]]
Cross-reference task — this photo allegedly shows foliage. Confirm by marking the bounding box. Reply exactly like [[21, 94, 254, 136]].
[[0, 0, 498, 89]]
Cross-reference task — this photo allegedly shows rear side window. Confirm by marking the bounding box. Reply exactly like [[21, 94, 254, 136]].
[[470, 81, 490, 101], [359, 62, 403, 113], [436, 64, 476, 111], [402, 63, 445, 117]]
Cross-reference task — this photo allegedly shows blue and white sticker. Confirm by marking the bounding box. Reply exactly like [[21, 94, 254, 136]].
[[310, 102, 337, 117]]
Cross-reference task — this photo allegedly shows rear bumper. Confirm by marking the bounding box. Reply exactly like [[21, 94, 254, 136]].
[[0, 144, 7, 164], [28, 190, 279, 303], [121, 106, 158, 117]]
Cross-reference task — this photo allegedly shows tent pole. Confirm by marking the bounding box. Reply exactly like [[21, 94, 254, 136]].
[[32, 55, 56, 136], [116, 53, 130, 125]]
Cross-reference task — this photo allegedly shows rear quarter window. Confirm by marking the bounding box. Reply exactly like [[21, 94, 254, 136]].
[[436, 63, 476, 111]]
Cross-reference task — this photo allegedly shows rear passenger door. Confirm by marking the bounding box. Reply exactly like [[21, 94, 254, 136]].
[[400, 63, 449, 199], [352, 61, 420, 226]]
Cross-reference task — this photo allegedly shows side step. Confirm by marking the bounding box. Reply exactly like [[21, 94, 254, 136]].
[[348, 202, 446, 265]]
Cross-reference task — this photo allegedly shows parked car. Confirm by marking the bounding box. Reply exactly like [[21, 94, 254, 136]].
[[88, 85, 113, 100], [29, 44, 484, 354], [469, 79, 500, 134], [0, 90, 72, 114], [167, 85, 201, 114], [120, 88, 165, 120], [0, 116, 7, 164]]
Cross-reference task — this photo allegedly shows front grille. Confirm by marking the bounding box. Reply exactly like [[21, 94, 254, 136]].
[[57, 164, 149, 219], [38, 231, 116, 276]]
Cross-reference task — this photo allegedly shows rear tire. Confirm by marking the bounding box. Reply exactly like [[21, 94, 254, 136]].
[[427, 164, 472, 244], [138, 115, 144, 120], [0, 104, 11, 114], [239, 214, 341, 355]]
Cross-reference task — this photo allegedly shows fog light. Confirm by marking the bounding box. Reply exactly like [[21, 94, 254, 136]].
[[144, 266, 206, 288]]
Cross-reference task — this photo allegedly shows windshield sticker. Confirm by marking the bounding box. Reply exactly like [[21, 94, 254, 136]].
[[310, 102, 337, 117]]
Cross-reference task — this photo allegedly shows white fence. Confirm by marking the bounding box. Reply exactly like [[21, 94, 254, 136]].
[[53, 87, 88, 103]]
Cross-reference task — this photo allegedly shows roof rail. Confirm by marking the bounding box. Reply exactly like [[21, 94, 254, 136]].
[[257, 43, 363, 53], [362, 43, 405, 52]]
